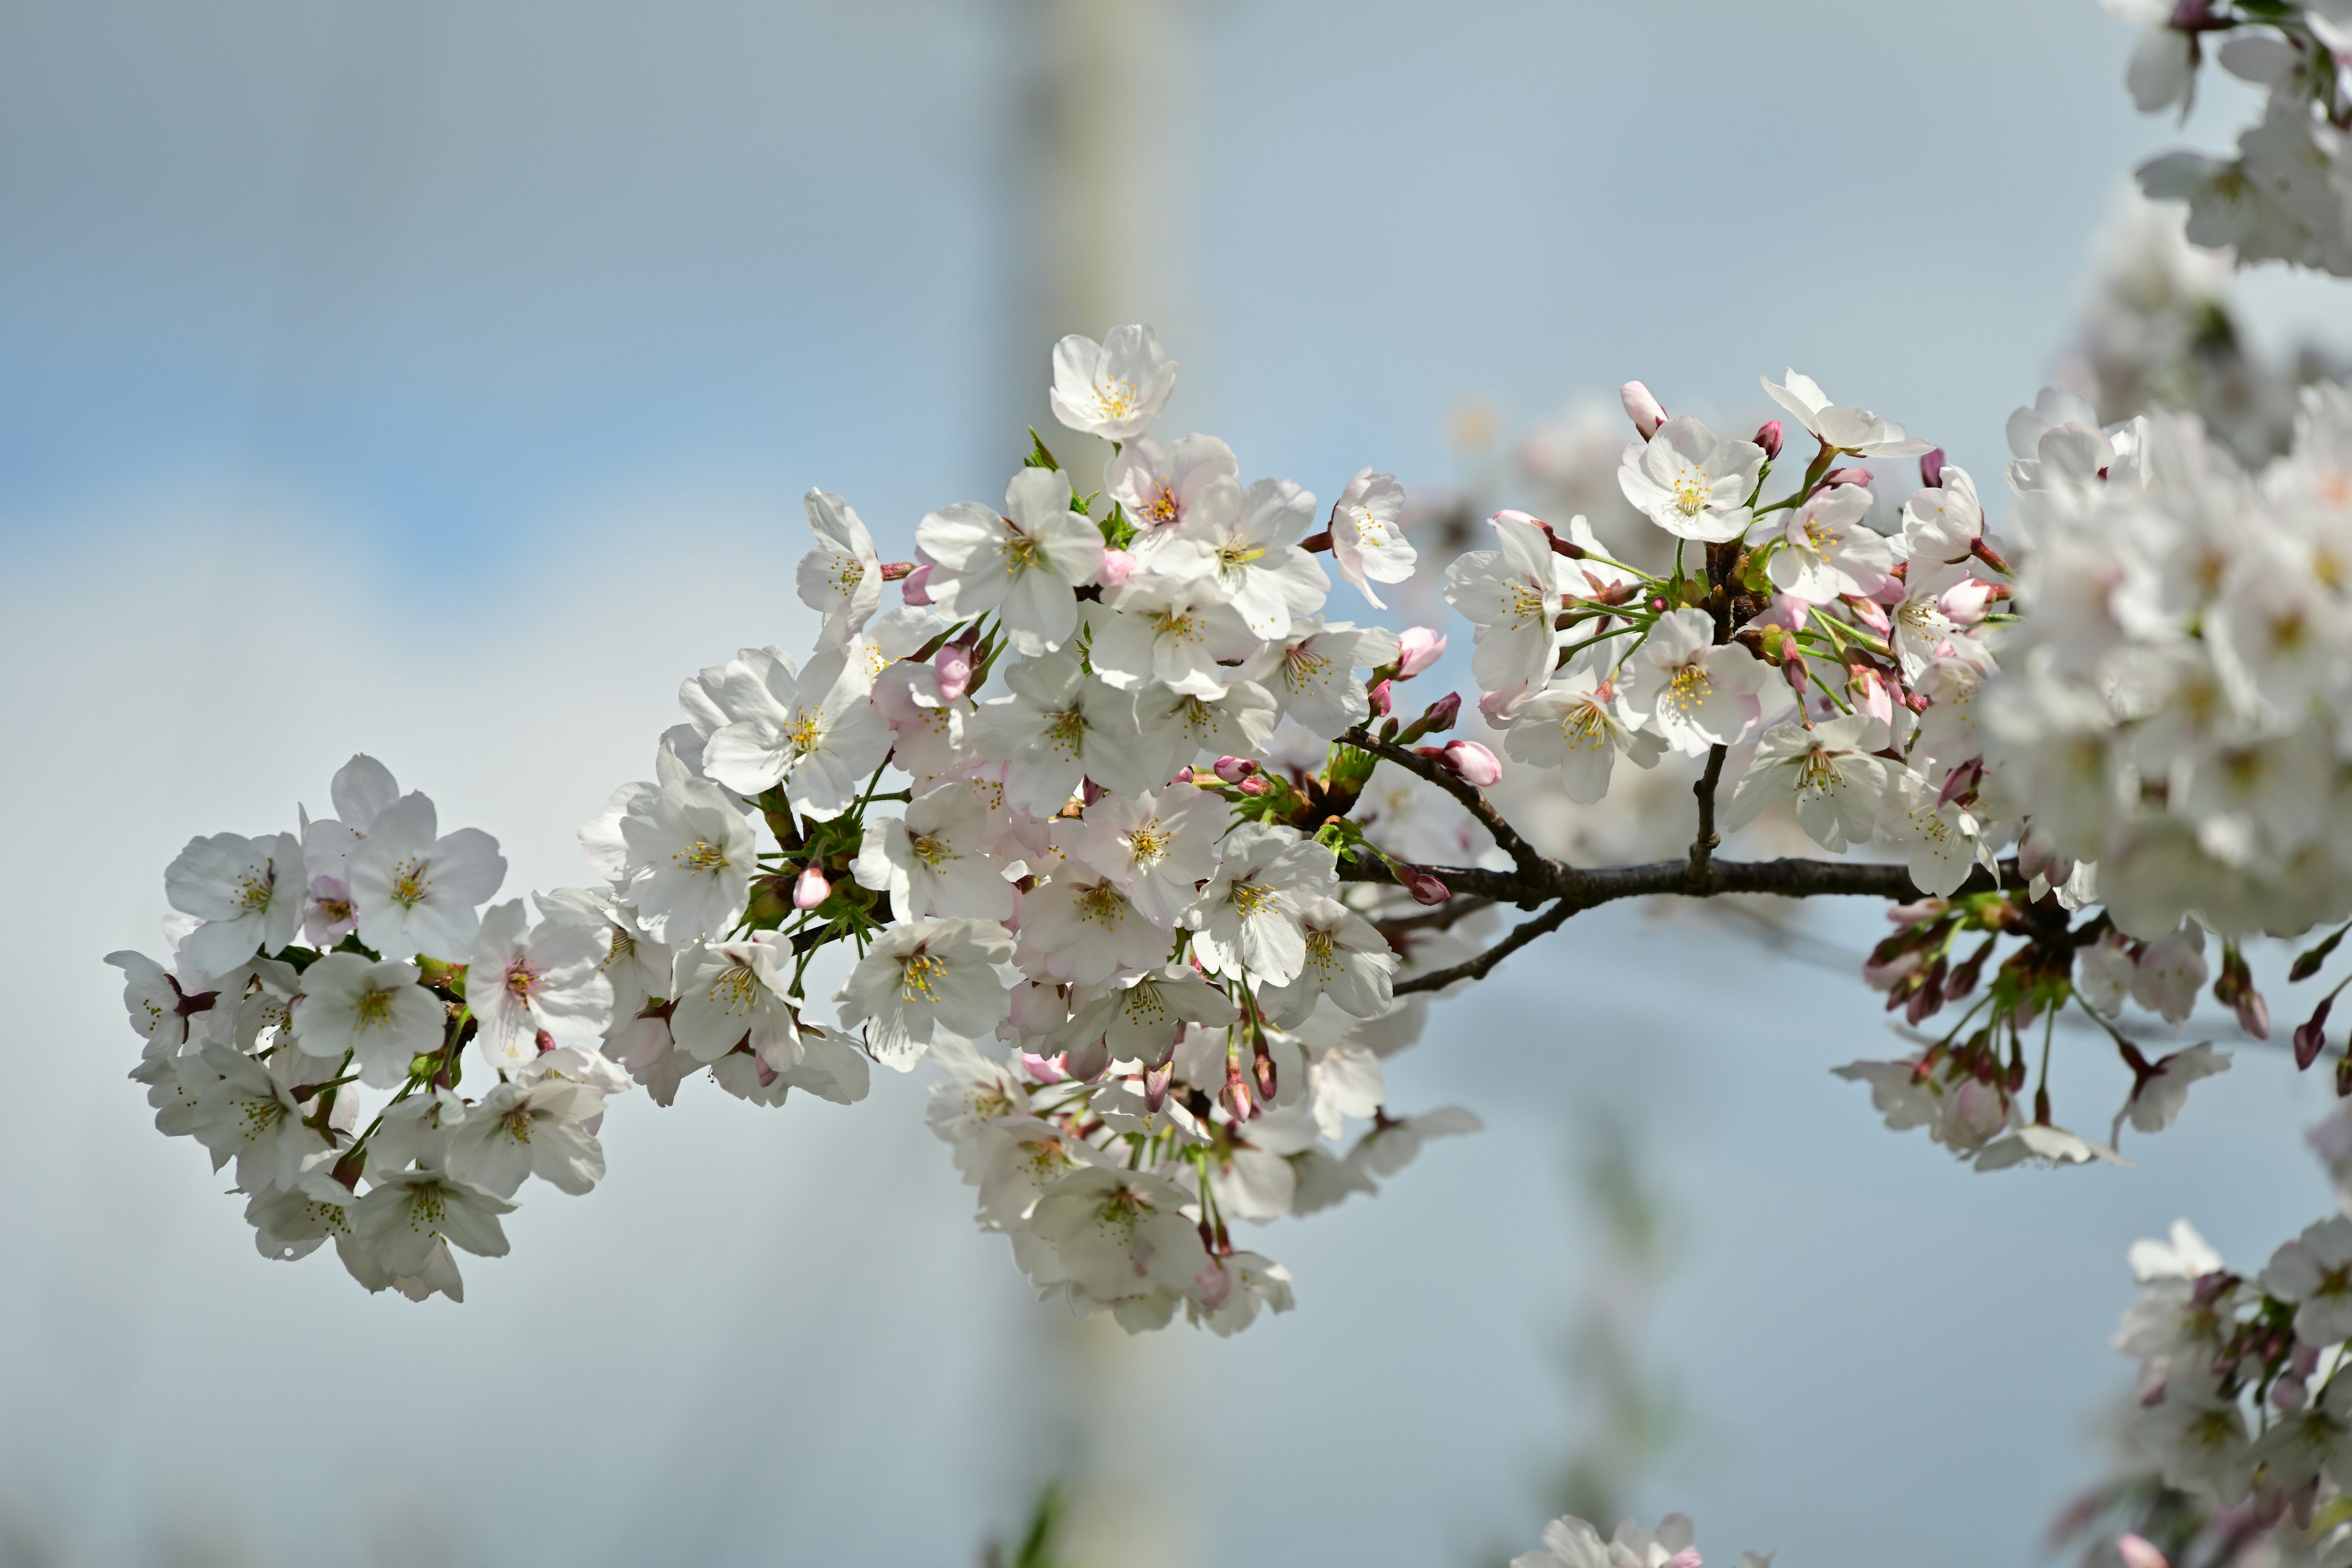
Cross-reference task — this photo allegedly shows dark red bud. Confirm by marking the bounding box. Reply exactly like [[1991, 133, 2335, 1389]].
[[1368, 679, 1393, 718], [1755, 419, 1784, 460], [1423, 692, 1461, 733], [1918, 448, 1946, 488]]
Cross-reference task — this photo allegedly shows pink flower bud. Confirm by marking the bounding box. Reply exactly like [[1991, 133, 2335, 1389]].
[[1063, 1038, 1110, 1082], [2296, 997, 2332, 1070], [900, 563, 934, 606], [1755, 418, 1784, 459], [2236, 987, 2271, 1041], [1825, 466, 1873, 488], [1020, 1051, 1069, 1084], [1619, 380, 1667, 440], [1396, 626, 1447, 677], [1144, 1058, 1175, 1112], [878, 560, 917, 581], [1919, 447, 1947, 488], [1403, 867, 1452, 906], [1477, 684, 1530, 727], [932, 643, 972, 703], [1422, 692, 1461, 733], [1237, 775, 1267, 795], [792, 864, 830, 910], [1098, 547, 1136, 588], [1213, 755, 1255, 783], [1368, 679, 1392, 718], [1172, 765, 1196, 783], [1441, 739, 1502, 788]]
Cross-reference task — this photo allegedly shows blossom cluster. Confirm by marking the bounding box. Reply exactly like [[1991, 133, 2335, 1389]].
[[2109, 1192, 2352, 1556], [1511, 1509, 1772, 1568], [111, 757, 630, 1301], [2108, 0, 2352, 275], [547, 324, 1488, 1333]]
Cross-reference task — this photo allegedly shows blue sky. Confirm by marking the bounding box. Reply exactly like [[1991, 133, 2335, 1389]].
[[6, 2, 2352, 1564]]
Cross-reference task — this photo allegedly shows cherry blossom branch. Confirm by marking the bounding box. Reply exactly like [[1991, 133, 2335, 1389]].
[[1340, 726, 1548, 885]]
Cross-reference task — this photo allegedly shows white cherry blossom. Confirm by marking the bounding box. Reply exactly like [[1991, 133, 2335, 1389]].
[[1049, 324, 1177, 441]]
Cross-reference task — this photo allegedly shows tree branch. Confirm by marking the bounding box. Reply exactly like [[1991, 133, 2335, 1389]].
[[1341, 726, 1549, 887], [1343, 846, 2019, 909], [1394, 898, 1578, 996], [1690, 742, 1727, 878]]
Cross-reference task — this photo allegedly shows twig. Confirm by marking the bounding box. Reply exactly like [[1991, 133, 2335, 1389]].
[[1340, 848, 2022, 908], [1374, 894, 1496, 944], [1395, 898, 1578, 995], [1341, 726, 1548, 886], [1689, 743, 1727, 879]]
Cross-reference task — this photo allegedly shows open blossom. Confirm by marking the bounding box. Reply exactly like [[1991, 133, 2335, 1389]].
[[1901, 465, 1986, 565], [353, 1170, 514, 1280], [1504, 668, 1665, 804], [1623, 608, 1766, 755], [164, 831, 304, 977], [701, 644, 892, 819], [187, 1042, 330, 1195], [1444, 510, 1564, 696], [1093, 576, 1259, 698], [2117, 1041, 2232, 1140], [1879, 769, 1997, 897], [1763, 368, 1932, 456], [1256, 898, 1398, 1027], [2263, 1217, 2352, 1348], [346, 794, 506, 963], [835, 918, 1014, 1069], [852, 782, 1018, 921], [1054, 964, 1242, 1066], [1016, 863, 1170, 986], [1328, 467, 1417, 608], [972, 650, 1157, 815], [671, 933, 802, 1070], [1721, 715, 1891, 853], [1066, 786, 1226, 925], [1156, 475, 1329, 639], [1769, 483, 1895, 603], [1049, 324, 1177, 441], [795, 488, 882, 643], [443, 1076, 608, 1199], [293, 954, 447, 1088], [1240, 620, 1396, 739], [612, 769, 756, 943], [1185, 824, 1341, 987], [467, 899, 614, 1072], [1617, 415, 1765, 543], [1106, 432, 1238, 551], [918, 469, 1106, 657]]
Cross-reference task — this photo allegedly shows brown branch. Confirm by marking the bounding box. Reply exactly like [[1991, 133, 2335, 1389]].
[[1394, 899, 1578, 995], [1690, 742, 1727, 878], [1341, 727, 1548, 886], [1343, 846, 2019, 909]]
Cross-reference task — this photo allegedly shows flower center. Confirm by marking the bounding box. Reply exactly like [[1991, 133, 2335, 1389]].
[[1124, 821, 1169, 868], [1076, 883, 1126, 925], [1227, 879, 1277, 918], [1004, 530, 1043, 574], [1664, 664, 1712, 713], [503, 961, 540, 1001], [1146, 481, 1178, 525], [900, 951, 946, 1004], [1044, 707, 1087, 756], [785, 709, 825, 756], [711, 963, 760, 1016], [908, 831, 951, 870], [1095, 377, 1138, 421], [1672, 470, 1711, 517], [388, 857, 430, 908], [676, 838, 731, 875], [354, 987, 396, 1030], [235, 869, 276, 914]]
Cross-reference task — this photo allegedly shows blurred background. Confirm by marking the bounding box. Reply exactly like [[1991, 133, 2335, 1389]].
[[8, 1, 2352, 1564]]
